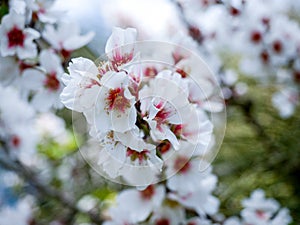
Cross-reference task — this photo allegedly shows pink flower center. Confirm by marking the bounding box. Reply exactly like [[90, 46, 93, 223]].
[[176, 68, 188, 78], [7, 26, 25, 48], [251, 31, 262, 44], [19, 61, 33, 72], [256, 210, 267, 219], [127, 148, 149, 164], [187, 222, 196, 225], [139, 185, 155, 200], [11, 135, 21, 148], [154, 107, 171, 131], [260, 50, 269, 64], [272, 40, 283, 54], [230, 7, 240, 16], [111, 49, 134, 70], [61, 49, 72, 59], [262, 17, 270, 27], [144, 67, 158, 78], [44, 73, 60, 91], [156, 218, 170, 225], [172, 124, 183, 137], [188, 26, 203, 43], [106, 88, 130, 112], [174, 156, 191, 174]]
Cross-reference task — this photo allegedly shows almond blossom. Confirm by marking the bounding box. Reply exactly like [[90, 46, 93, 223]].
[[0, 85, 37, 164], [105, 27, 137, 71], [0, 10, 40, 59], [21, 49, 64, 111], [26, 0, 63, 23], [43, 21, 95, 59], [60, 27, 221, 186], [60, 57, 100, 112], [106, 185, 165, 223]]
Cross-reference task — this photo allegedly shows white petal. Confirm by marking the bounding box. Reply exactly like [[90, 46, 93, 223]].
[[21, 69, 45, 90], [110, 106, 137, 133], [64, 31, 95, 50], [39, 50, 62, 74]]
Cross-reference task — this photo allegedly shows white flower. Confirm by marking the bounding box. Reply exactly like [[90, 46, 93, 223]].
[[0, 56, 20, 86], [21, 49, 64, 111], [270, 208, 292, 225], [103, 204, 138, 225], [43, 21, 95, 59], [272, 88, 298, 118], [0, 85, 37, 164], [91, 71, 137, 135], [105, 27, 137, 70], [150, 205, 185, 225], [223, 217, 241, 225], [96, 131, 162, 186], [26, 0, 63, 23], [60, 57, 100, 112], [111, 185, 165, 223], [0, 11, 40, 59], [166, 150, 216, 195], [185, 217, 214, 225], [139, 70, 190, 150], [241, 189, 279, 224], [168, 166, 219, 216]]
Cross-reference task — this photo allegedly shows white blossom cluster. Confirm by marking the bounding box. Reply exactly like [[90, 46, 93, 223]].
[[0, 0, 296, 224], [104, 186, 291, 225], [177, 0, 300, 118], [224, 189, 292, 225], [0, 0, 94, 223], [60, 27, 223, 186]]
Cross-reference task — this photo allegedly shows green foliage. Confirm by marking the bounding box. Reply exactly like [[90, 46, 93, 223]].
[[38, 131, 77, 160], [214, 82, 300, 224], [0, 1, 8, 20]]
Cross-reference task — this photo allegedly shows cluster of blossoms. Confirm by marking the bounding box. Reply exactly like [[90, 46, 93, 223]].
[[61, 27, 292, 225], [0, 0, 296, 224], [0, 0, 94, 172], [176, 0, 300, 118], [0, 0, 94, 224], [224, 189, 292, 225], [60, 26, 223, 186], [0, 0, 94, 112], [103, 186, 291, 225]]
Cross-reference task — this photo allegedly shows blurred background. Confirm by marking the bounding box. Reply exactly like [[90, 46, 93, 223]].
[[0, 0, 300, 224]]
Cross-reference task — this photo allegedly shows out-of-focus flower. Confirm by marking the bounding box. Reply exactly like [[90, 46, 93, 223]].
[[0, 11, 40, 59], [21, 49, 64, 111], [43, 21, 95, 59], [0, 56, 20, 86], [150, 205, 185, 225], [0, 85, 37, 163], [272, 88, 299, 118], [26, 0, 63, 23], [168, 168, 219, 216], [106, 185, 165, 223]]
